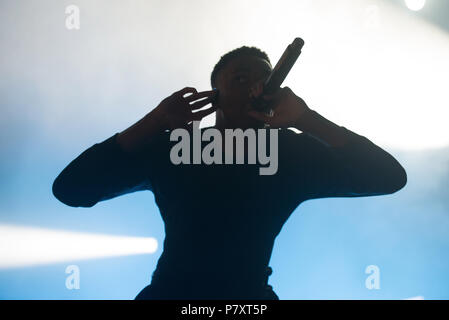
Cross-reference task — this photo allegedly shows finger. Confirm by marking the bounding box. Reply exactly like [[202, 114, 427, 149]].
[[185, 89, 217, 103], [263, 86, 285, 98], [247, 110, 273, 125], [190, 96, 215, 110], [191, 105, 218, 121], [262, 90, 282, 100], [178, 87, 198, 98]]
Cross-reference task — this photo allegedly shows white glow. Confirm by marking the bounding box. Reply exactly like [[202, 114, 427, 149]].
[[404, 0, 426, 11], [0, 224, 158, 269], [1, 0, 448, 153]]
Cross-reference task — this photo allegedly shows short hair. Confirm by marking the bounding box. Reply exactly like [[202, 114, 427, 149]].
[[210, 46, 271, 89]]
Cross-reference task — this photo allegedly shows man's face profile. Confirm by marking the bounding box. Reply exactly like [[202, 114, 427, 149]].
[[214, 55, 272, 128]]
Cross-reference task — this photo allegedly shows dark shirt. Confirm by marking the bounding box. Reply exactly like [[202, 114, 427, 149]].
[[52, 121, 407, 299]]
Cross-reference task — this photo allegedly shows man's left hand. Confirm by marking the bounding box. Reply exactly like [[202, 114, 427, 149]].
[[246, 85, 311, 129]]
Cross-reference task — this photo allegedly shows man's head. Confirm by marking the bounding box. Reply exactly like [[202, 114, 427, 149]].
[[210, 46, 272, 129]]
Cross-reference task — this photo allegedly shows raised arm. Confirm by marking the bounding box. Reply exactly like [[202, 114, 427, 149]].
[[246, 86, 407, 199], [52, 87, 218, 208], [284, 109, 407, 200]]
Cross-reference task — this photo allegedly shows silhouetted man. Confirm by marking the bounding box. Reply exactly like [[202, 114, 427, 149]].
[[52, 46, 407, 299]]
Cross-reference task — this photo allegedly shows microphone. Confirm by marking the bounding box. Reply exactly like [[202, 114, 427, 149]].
[[251, 37, 304, 113]]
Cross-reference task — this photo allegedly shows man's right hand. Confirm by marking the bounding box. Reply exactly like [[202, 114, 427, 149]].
[[153, 87, 218, 131], [117, 87, 218, 153]]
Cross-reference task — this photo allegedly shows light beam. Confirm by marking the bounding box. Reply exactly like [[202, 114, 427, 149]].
[[0, 224, 158, 269]]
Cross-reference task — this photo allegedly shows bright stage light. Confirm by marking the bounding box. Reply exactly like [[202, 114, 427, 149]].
[[404, 0, 426, 11], [23, 0, 448, 152], [0, 224, 158, 269]]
